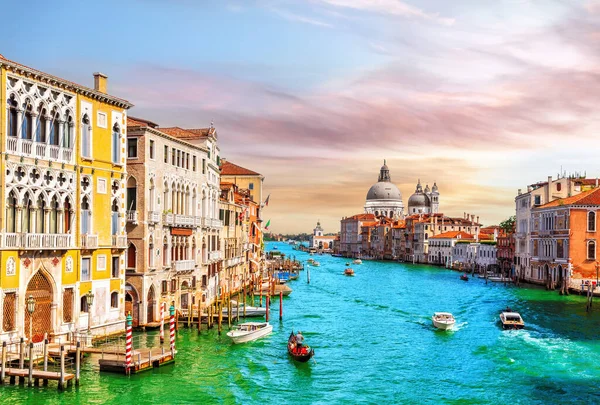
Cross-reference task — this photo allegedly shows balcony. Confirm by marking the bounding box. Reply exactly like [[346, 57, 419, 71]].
[[127, 211, 138, 224], [112, 235, 128, 249], [163, 213, 174, 226], [7, 137, 73, 163], [80, 234, 98, 249], [208, 251, 222, 261], [174, 214, 195, 228], [195, 217, 203, 227], [211, 219, 223, 229], [1, 233, 73, 249], [148, 211, 161, 224], [173, 259, 196, 272], [224, 256, 243, 268]]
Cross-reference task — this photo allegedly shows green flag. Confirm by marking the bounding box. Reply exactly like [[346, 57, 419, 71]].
[[265, 219, 271, 230]]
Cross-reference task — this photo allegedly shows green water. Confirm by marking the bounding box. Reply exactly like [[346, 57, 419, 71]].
[[3, 242, 600, 404]]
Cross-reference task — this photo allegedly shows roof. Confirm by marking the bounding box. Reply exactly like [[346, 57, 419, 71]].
[[127, 116, 158, 128], [220, 161, 261, 176], [343, 213, 377, 221], [430, 231, 474, 239], [538, 188, 600, 208], [480, 226, 499, 234], [158, 127, 198, 139], [0, 54, 132, 108]]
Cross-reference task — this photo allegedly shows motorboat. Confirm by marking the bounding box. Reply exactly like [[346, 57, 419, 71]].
[[312, 261, 320, 267], [353, 259, 362, 265], [254, 283, 293, 296], [432, 312, 456, 330], [344, 268, 355, 276], [499, 311, 524, 330], [288, 331, 314, 363], [346, 262, 351, 266], [460, 274, 469, 281], [222, 301, 266, 318], [227, 322, 273, 344]]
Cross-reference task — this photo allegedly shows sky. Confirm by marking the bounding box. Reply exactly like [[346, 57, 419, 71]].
[[4, 0, 600, 233]]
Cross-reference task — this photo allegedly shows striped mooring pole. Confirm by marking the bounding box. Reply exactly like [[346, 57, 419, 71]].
[[125, 312, 133, 375], [159, 302, 165, 343], [169, 304, 176, 356]]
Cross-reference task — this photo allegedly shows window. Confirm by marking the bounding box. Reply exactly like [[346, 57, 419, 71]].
[[164, 145, 169, 163], [588, 212, 596, 232], [63, 288, 74, 323], [534, 195, 541, 205], [112, 256, 119, 278], [202, 159, 206, 174], [97, 112, 107, 128], [171, 279, 177, 293], [127, 138, 137, 158], [8, 96, 18, 137], [3, 292, 16, 331], [63, 115, 73, 149], [80, 296, 89, 313], [97, 255, 107, 271], [23, 104, 33, 140], [249, 183, 254, 190], [112, 124, 121, 164], [162, 280, 168, 294], [193, 156, 197, 171], [556, 182, 562, 192], [588, 240, 596, 260], [81, 258, 91, 281], [110, 292, 119, 309], [557, 240, 564, 259], [149, 140, 155, 159], [172, 149, 175, 165], [81, 196, 91, 234], [82, 114, 91, 158]]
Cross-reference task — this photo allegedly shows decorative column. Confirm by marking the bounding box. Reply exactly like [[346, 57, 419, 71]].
[[15, 205, 23, 233], [125, 313, 132, 375], [44, 208, 51, 235], [169, 304, 175, 356]]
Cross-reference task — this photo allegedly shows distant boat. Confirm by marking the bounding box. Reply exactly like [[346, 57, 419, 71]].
[[499, 311, 524, 330], [344, 268, 355, 276], [460, 274, 469, 281], [223, 301, 266, 318], [345, 262, 351, 266], [227, 322, 273, 344], [312, 261, 320, 267], [288, 331, 314, 363], [273, 247, 279, 250], [353, 259, 362, 265], [432, 312, 456, 330]]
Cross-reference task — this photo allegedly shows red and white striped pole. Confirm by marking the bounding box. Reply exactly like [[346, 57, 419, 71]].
[[125, 312, 133, 375], [169, 304, 176, 357], [159, 302, 165, 343]]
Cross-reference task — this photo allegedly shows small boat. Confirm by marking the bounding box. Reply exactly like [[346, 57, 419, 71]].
[[432, 312, 456, 330], [223, 301, 266, 318], [346, 262, 351, 266], [227, 322, 273, 344], [499, 311, 525, 330], [288, 331, 314, 363], [353, 259, 362, 265], [273, 246, 279, 250], [312, 261, 320, 267], [460, 274, 469, 281], [344, 268, 355, 276]]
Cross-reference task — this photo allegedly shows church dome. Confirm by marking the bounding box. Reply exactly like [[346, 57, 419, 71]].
[[366, 182, 402, 201], [408, 192, 430, 208]]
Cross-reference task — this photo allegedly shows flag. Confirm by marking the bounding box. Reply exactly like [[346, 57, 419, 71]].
[[238, 207, 247, 221], [264, 194, 270, 207], [264, 219, 271, 230]]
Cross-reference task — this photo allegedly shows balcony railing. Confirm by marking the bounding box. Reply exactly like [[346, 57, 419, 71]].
[[1, 233, 73, 249], [173, 259, 196, 272], [148, 211, 161, 224], [127, 211, 138, 224], [6, 137, 73, 163], [224, 256, 243, 267], [211, 219, 223, 228], [195, 216, 203, 227], [80, 234, 98, 249], [208, 251, 222, 261], [163, 213, 174, 225], [112, 235, 128, 249], [174, 214, 195, 227]]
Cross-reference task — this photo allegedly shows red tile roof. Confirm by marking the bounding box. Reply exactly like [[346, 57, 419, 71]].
[[539, 188, 600, 208], [220, 161, 261, 176], [158, 127, 198, 139], [343, 213, 376, 221], [430, 231, 474, 239], [127, 116, 158, 128]]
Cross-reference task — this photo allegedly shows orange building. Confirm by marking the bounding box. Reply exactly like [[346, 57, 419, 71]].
[[531, 188, 600, 290]]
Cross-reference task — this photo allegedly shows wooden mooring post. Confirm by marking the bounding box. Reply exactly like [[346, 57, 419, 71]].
[[28, 342, 33, 387], [58, 345, 65, 391], [307, 266, 311, 284], [43, 338, 48, 371], [75, 341, 81, 386], [19, 337, 25, 369], [266, 296, 270, 322], [1, 341, 6, 384], [279, 291, 283, 321]]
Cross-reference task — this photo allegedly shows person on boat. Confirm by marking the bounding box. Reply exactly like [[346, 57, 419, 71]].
[[296, 331, 304, 348]]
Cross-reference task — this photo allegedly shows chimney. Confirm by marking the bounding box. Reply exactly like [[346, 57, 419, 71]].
[[546, 175, 552, 203], [476, 216, 479, 224], [596, 178, 598, 188], [527, 186, 532, 192], [518, 189, 522, 195], [93, 72, 108, 93]]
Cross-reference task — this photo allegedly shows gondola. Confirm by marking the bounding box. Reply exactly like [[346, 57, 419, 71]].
[[460, 274, 469, 281], [288, 331, 314, 363]]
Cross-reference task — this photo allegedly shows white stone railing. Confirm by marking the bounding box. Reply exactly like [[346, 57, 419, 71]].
[[1, 233, 73, 249], [174, 259, 196, 272], [148, 211, 161, 224], [163, 213, 174, 225], [209, 251, 222, 261], [174, 214, 195, 227], [81, 234, 98, 249], [112, 235, 127, 248], [127, 211, 138, 224], [6, 137, 73, 163], [224, 256, 243, 267], [195, 216, 203, 227]]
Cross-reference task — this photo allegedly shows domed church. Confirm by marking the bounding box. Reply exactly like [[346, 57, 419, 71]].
[[364, 161, 405, 218], [364, 162, 440, 218]]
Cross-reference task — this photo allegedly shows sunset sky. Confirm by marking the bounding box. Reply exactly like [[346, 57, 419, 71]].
[[5, 0, 600, 233]]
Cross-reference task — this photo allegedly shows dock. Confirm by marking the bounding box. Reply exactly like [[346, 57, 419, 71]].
[[99, 347, 175, 374]]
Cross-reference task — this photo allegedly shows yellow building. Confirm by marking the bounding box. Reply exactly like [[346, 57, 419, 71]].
[[0, 55, 132, 343]]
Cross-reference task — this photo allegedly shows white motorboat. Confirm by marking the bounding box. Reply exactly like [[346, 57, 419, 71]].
[[226, 322, 273, 344], [499, 312, 524, 330], [353, 259, 362, 265], [222, 301, 266, 318], [312, 261, 321, 267], [432, 312, 456, 330]]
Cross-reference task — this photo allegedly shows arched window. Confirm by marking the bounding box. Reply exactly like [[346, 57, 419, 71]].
[[127, 243, 137, 269], [111, 199, 119, 235], [63, 114, 73, 149], [22, 103, 33, 140], [50, 195, 59, 234], [112, 123, 120, 164], [6, 191, 17, 233], [556, 183, 562, 192], [588, 212, 596, 232], [38, 108, 47, 143], [36, 195, 45, 233], [588, 240, 596, 260], [50, 109, 60, 146], [81, 114, 91, 157], [110, 292, 119, 309], [22, 193, 33, 233], [64, 197, 72, 233], [81, 196, 90, 234], [80, 295, 89, 313], [149, 237, 155, 268], [163, 237, 169, 266], [8, 96, 18, 138]]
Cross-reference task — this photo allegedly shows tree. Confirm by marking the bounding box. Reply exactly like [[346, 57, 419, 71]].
[[500, 215, 516, 233]]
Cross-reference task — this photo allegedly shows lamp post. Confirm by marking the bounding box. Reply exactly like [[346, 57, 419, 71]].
[[86, 291, 95, 334], [26, 295, 36, 341]]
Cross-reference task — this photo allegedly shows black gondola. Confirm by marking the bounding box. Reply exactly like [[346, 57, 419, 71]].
[[288, 331, 314, 363], [460, 274, 469, 281]]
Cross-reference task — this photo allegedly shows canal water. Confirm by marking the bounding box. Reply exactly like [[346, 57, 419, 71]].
[[2, 241, 600, 404]]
